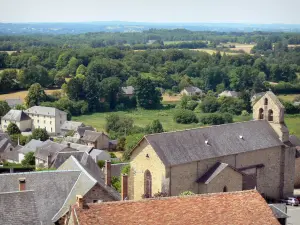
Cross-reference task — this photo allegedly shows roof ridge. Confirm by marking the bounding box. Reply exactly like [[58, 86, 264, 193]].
[[0, 170, 81, 176], [0, 190, 35, 195], [85, 190, 258, 207]]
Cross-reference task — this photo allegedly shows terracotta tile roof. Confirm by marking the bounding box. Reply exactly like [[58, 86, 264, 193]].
[[73, 190, 279, 225]]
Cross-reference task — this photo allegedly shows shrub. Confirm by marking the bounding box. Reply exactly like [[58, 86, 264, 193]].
[[7, 123, 21, 135], [111, 176, 121, 192], [121, 164, 131, 175], [241, 110, 250, 116], [186, 100, 198, 111], [173, 109, 198, 124], [97, 160, 105, 169], [200, 96, 220, 113], [110, 152, 117, 158], [116, 137, 126, 151], [200, 113, 232, 125], [21, 152, 35, 166], [222, 112, 233, 123], [31, 128, 49, 141], [145, 119, 164, 134], [180, 191, 195, 196]]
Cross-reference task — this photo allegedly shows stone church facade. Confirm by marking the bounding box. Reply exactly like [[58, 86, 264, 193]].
[[128, 92, 296, 200]]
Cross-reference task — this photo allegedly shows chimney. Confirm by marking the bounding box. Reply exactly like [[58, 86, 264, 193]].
[[121, 174, 128, 200], [19, 178, 26, 191], [105, 160, 111, 186], [76, 195, 84, 209], [67, 142, 71, 148]]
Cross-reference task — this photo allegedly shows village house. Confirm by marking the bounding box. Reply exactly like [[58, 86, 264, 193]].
[[64, 190, 280, 225], [60, 121, 85, 135], [180, 86, 203, 96], [128, 91, 295, 200], [218, 90, 240, 98], [25, 106, 67, 135], [1, 109, 32, 132], [18, 139, 43, 163], [73, 126, 95, 139], [81, 130, 110, 150], [121, 86, 135, 98]]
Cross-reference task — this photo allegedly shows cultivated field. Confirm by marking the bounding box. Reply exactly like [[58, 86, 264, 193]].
[[278, 94, 299, 102], [0, 89, 61, 101], [0, 51, 17, 55], [190, 49, 240, 55], [223, 43, 255, 54], [162, 94, 181, 102]]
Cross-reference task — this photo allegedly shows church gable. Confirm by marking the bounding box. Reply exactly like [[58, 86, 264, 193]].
[[253, 91, 285, 124]]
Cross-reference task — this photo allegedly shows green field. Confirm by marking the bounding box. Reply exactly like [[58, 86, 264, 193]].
[[73, 108, 300, 137], [72, 108, 251, 133], [278, 94, 299, 102]]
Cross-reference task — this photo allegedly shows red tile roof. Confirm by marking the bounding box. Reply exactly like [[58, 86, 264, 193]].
[[73, 190, 279, 225]]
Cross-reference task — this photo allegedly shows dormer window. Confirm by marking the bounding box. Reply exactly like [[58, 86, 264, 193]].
[[264, 98, 268, 106]]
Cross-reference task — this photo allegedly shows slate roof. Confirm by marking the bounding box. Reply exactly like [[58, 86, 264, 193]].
[[219, 90, 240, 97], [251, 92, 266, 101], [0, 170, 81, 225], [265, 91, 284, 108], [56, 155, 121, 221], [61, 141, 93, 152], [0, 190, 40, 225], [121, 86, 135, 95], [0, 134, 14, 153], [89, 149, 111, 162], [51, 151, 85, 169], [72, 190, 279, 225], [61, 121, 84, 131], [81, 130, 108, 142], [76, 126, 95, 137], [196, 162, 243, 184], [289, 135, 300, 157], [111, 163, 129, 177], [2, 149, 19, 162], [5, 98, 23, 108], [18, 139, 43, 154], [269, 204, 289, 219], [183, 86, 202, 93], [25, 106, 67, 117], [141, 120, 283, 166], [1, 109, 31, 122], [34, 140, 69, 162]]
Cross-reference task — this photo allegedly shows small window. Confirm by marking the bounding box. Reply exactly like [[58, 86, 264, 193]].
[[51, 128, 52, 132], [264, 98, 268, 105], [37, 120, 39, 123], [5, 120, 6, 123], [50, 121, 52, 125], [268, 109, 273, 121], [259, 108, 264, 120], [44, 120, 45, 124], [223, 186, 228, 192]]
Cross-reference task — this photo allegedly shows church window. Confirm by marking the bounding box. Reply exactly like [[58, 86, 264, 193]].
[[268, 109, 273, 121], [144, 170, 152, 198], [259, 108, 264, 119], [264, 98, 268, 105], [223, 186, 228, 192]]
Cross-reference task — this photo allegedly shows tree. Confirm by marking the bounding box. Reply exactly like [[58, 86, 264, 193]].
[[200, 96, 220, 113], [25, 83, 47, 107], [0, 69, 19, 93], [7, 123, 21, 135], [145, 119, 164, 134], [135, 77, 162, 109], [99, 77, 121, 110], [173, 109, 198, 124], [21, 152, 35, 166], [67, 57, 80, 76], [83, 75, 101, 112], [76, 64, 87, 75], [97, 160, 105, 169], [66, 77, 85, 101], [116, 137, 126, 151], [0, 101, 10, 117], [105, 114, 134, 134], [21, 65, 51, 88], [31, 128, 49, 141]]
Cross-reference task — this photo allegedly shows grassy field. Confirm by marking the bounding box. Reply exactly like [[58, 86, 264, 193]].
[[72, 108, 252, 133], [0, 89, 61, 101], [190, 49, 240, 55], [223, 43, 255, 54], [278, 94, 299, 102], [285, 115, 300, 136]]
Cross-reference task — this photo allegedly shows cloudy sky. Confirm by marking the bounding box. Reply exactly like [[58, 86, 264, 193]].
[[0, 0, 299, 24]]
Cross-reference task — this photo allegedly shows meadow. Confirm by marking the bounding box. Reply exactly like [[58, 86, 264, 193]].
[[0, 89, 61, 101], [278, 94, 299, 102]]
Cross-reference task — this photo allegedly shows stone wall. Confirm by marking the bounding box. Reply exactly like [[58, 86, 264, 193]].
[[295, 158, 300, 187], [83, 184, 116, 203]]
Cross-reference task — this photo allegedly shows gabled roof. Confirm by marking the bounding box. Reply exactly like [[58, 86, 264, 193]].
[[81, 130, 108, 142], [0, 135, 14, 153], [0, 170, 82, 225], [265, 91, 284, 108], [51, 151, 85, 169], [1, 109, 31, 122], [0, 190, 40, 225], [72, 190, 279, 225], [18, 139, 43, 154], [140, 120, 283, 166], [61, 141, 93, 152], [5, 98, 23, 108], [196, 162, 243, 184], [25, 106, 67, 117], [76, 126, 95, 137], [89, 149, 111, 162], [61, 121, 84, 131], [34, 140, 70, 161], [121, 86, 135, 95], [183, 86, 202, 93]]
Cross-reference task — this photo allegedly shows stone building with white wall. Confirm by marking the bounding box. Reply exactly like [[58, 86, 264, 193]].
[[1, 110, 32, 132], [128, 91, 295, 200]]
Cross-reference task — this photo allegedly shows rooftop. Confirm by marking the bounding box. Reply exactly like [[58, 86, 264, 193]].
[[1, 109, 31, 122], [25, 106, 67, 117], [61, 121, 84, 131], [73, 190, 279, 225], [81, 130, 108, 142]]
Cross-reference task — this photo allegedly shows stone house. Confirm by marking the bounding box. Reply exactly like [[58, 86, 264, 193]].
[[180, 86, 203, 96], [25, 106, 67, 135], [64, 190, 280, 225], [18, 139, 43, 163], [4, 97, 23, 108], [1, 110, 32, 132], [128, 91, 295, 200], [73, 126, 95, 139], [121, 86, 135, 98], [81, 130, 110, 150], [60, 121, 84, 136]]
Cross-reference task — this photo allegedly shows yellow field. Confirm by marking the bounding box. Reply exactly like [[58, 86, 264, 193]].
[[278, 94, 299, 102], [162, 94, 181, 102], [190, 49, 240, 55], [227, 43, 255, 54], [0, 89, 61, 101]]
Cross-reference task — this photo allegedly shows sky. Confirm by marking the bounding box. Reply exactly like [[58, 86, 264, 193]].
[[0, 0, 300, 24]]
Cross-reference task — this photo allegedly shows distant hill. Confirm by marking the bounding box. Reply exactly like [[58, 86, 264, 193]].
[[1, 21, 300, 35]]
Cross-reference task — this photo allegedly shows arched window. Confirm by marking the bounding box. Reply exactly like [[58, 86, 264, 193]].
[[264, 98, 268, 105], [223, 186, 228, 192], [268, 109, 273, 121], [259, 108, 264, 119], [144, 170, 152, 198]]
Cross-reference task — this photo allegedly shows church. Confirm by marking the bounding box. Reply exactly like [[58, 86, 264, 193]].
[[128, 91, 296, 200]]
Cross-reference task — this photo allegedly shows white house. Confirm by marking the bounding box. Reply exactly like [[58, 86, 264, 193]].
[[180, 86, 203, 96], [25, 106, 67, 135], [1, 110, 32, 132]]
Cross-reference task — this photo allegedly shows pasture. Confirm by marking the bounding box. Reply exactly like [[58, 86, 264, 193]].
[[278, 94, 299, 102], [223, 43, 255, 54], [0, 89, 61, 101]]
